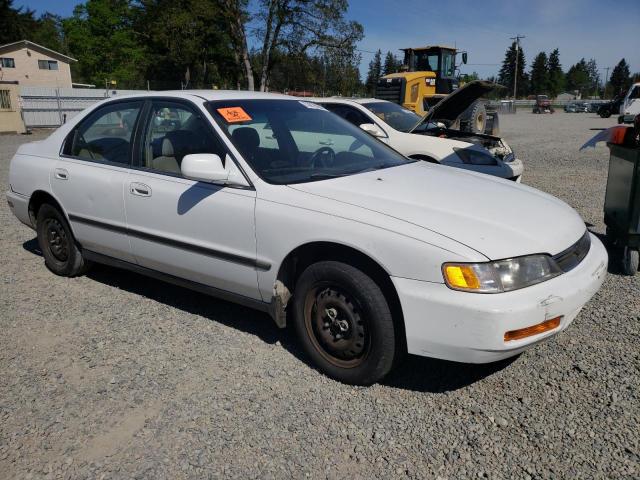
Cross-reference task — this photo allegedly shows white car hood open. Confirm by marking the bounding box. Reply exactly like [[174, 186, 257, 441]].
[[289, 162, 586, 260]]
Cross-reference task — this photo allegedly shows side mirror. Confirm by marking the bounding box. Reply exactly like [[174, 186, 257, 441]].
[[359, 123, 386, 138], [181, 153, 249, 187], [462, 52, 468, 64]]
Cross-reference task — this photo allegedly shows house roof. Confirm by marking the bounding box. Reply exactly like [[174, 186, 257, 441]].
[[0, 40, 77, 63]]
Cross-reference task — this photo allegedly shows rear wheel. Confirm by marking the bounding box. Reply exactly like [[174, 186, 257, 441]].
[[36, 203, 91, 277], [599, 108, 611, 118], [292, 261, 396, 385]]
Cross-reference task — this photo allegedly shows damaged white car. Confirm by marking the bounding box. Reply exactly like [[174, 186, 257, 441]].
[[313, 81, 523, 181]]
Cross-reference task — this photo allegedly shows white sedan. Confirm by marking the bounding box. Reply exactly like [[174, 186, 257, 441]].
[[311, 81, 524, 181], [7, 90, 606, 385]]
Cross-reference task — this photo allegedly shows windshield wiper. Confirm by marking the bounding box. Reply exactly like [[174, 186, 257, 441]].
[[308, 172, 345, 180]]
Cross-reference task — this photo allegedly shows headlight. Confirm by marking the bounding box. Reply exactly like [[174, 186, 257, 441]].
[[453, 147, 498, 166], [442, 255, 563, 293]]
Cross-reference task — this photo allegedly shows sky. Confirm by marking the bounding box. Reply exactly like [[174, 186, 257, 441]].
[[15, 0, 640, 82]]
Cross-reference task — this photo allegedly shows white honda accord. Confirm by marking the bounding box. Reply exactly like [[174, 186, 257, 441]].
[[6, 90, 607, 385]]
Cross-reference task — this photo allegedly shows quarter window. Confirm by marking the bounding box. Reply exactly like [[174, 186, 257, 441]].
[[141, 102, 226, 175], [1, 57, 15, 68], [38, 59, 58, 70], [63, 101, 142, 165]]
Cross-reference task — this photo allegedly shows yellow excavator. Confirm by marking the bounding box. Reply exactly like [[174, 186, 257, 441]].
[[375, 45, 498, 134]]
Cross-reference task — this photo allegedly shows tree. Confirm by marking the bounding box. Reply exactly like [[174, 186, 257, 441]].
[[63, 0, 148, 88], [547, 48, 564, 98], [220, 0, 363, 91], [365, 49, 382, 95], [383, 51, 399, 75], [609, 58, 631, 97], [529, 51, 548, 95], [566, 59, 590, 96], [585, 58, 599, 97], [135, 0, 238, 90], [498, 41, 528, 98], [0, 1, 66, 53]]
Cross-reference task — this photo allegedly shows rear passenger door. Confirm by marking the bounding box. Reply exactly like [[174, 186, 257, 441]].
[[55, 100, 143, 263], [124, 99, 261, 300]]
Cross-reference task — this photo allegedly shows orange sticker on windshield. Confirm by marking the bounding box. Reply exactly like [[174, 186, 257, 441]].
[[217, 107, 252, 123]]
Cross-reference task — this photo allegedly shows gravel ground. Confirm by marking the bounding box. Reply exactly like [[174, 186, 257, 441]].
[[1, 112, 638, 480]]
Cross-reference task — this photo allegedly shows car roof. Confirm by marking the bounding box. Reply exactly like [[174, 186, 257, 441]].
[[101, 90, 296, 102], [305, 97, 385, 105]]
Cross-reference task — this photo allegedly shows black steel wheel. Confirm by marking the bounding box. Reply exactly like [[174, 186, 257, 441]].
[[36, 203, 91, 277], [292, 261, 397, 385]]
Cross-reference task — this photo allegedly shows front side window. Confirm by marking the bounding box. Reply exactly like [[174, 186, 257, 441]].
[[38, 59, 58, 70], [362, 101, 422, 132], [141, 101, 226, 175], [208, 99, 413, 185], [0, 57, 15, 68], [63, 101, 142, 165], [415, 53, 439, 72]]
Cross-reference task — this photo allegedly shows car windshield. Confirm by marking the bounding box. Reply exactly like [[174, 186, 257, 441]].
[[208, 99, 413, 184], [361, 101, 422, 132]]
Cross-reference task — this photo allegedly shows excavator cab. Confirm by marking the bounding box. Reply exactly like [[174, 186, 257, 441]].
[[402, 46, 463, 95]]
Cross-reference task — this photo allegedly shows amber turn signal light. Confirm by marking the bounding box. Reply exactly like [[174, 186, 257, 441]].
[[504, 316, 562, 342]]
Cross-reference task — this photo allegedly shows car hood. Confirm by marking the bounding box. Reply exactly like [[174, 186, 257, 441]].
[[410, 80, 499, 131], [288, 162, 586, 260]]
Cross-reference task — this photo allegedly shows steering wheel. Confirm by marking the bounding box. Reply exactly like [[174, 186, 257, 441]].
[[309, 146, 336, 169]]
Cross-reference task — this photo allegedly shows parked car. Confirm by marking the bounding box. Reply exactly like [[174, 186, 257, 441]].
[[598, 94, 624, 118], [565, 103, 578, 113], [532, 95, 554, 114], [619, 82, 640, 124], [312, 81, 523, 182], [6, 91, 608, 385]]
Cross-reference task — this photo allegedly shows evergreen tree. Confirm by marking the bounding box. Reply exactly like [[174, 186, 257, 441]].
[[585, 59, 599, 97], [383, 51, 399, 75], [498, 41, 528, 98], [547, 48, 564, 98], [529, 51, 548, 95], [609, 58, 631, 96], [566, 59, 590, 96], [365, 49, 382, 95]]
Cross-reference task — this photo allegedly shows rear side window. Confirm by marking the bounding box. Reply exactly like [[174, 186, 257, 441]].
[[63, 101, 142, 165], [323, 104, 370, 127]]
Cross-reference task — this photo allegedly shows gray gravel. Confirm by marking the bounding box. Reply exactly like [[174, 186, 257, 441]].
[[1, 112, 639, 479]]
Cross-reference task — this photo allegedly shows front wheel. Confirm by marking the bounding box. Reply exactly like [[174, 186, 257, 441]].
[[620, 247, 639, 276], [292, 261, 397, 385], [36, 203, 91, 277]]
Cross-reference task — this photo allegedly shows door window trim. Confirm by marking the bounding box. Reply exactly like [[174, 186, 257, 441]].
[[60, 98, 145, 168]]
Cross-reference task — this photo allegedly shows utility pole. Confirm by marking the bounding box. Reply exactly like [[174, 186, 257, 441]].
[[603, 66, 611, 99], [510, 35, 525, 99]]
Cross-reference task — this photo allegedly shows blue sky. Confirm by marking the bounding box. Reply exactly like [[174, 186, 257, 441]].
[[15, 0, 640, 82]]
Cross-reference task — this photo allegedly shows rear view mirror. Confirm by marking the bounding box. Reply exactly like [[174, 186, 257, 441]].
[[359, 123, 386, 138], [462, 52, 468, 64]]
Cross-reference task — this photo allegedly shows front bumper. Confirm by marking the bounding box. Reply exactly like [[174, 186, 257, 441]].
[[392, 233, 608, 363]]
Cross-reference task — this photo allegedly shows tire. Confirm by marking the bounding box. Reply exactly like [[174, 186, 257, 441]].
[[292, 261, 396, 385], [485, 112, 500, 136], [620, 247, 639, 276], [36, 203, 91, 277], [460, 101, 486, 134]]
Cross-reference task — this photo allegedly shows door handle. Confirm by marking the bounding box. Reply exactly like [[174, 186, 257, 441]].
[[130, 182, 151, 197], [54, 168, 69, 180]]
